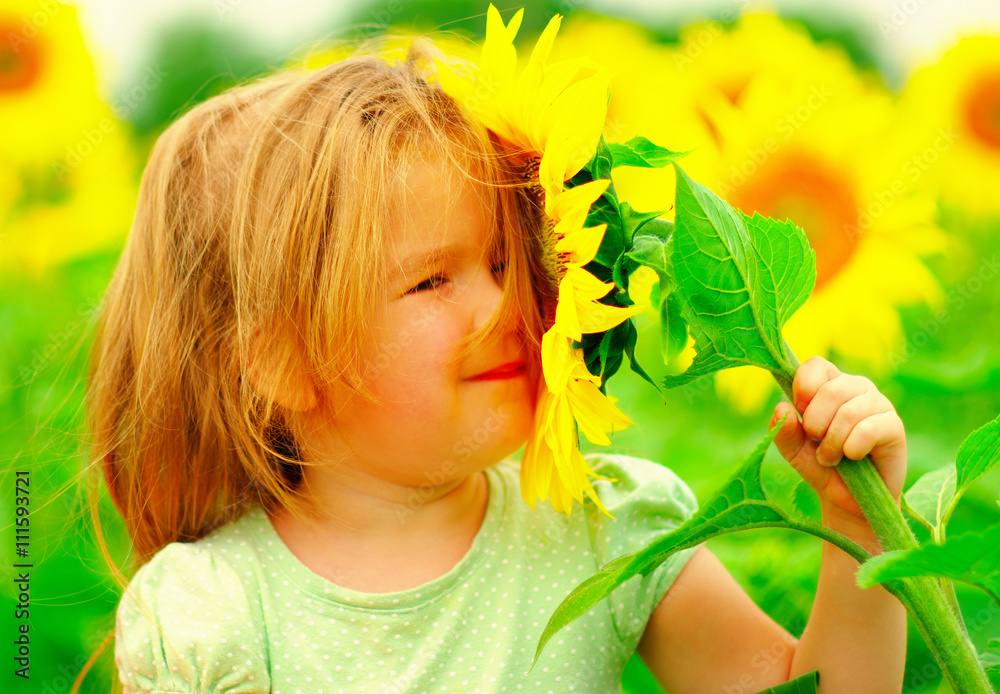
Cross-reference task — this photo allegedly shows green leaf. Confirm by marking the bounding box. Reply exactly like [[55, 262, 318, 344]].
[[587, 134, 615, 182], [955, 412, 1000, 496], [660, 289, 689, 364], [739, 211, 817, 331], [622, 318, 662, 397], [981, 637, 1000, 689], [620, 200, 668, 242], [640, 217, 674, 241], [595, 320, 629, 389], [607, 135, 689, 168], [857, 524, 1000, 605], [591, 194, 626, 269], [902, 464, 956, 537], [530, 418, 868, 668], [661, 167, 815, 389], [790, 478, 822, 522], [753, 670, 820, 693], [626, 233, 687, 363]]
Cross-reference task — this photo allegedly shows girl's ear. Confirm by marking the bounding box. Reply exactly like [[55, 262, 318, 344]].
[[245, 330, 319, 412]]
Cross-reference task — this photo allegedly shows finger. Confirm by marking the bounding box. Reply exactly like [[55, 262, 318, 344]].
[[802, 374, 884, 441], [814, 390, 892, 467], [771, 401, 807, 461], [771, 402, 826, 490], [801, 375, 879, 444], [792, 356, 840, 413], [842, 410, 906, 461], [843, 411, 908, 500]]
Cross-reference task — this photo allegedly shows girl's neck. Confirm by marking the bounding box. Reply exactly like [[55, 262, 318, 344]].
[[266, 468, 490, 590]]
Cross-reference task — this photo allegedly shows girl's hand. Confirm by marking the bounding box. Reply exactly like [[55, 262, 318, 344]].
[[769, 356, 907, 531]]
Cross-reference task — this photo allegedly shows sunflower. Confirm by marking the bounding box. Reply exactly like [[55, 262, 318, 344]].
[[1, 0, 138, 277], [437, 5, 642, 517], [1, 0, 108, 165], [556, 14, 944, 412], [893, 35, 1000, 218], [1, 120, 137, 278]]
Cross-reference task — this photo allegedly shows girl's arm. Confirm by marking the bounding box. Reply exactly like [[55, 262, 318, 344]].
[[637, 356, 907, 693]]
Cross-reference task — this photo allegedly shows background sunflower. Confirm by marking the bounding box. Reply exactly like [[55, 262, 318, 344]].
[[3, 3, 1000, 694]]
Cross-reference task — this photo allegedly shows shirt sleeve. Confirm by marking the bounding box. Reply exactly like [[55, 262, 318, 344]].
[[583, 452, 701, 655], [114, 542, 271, 694]]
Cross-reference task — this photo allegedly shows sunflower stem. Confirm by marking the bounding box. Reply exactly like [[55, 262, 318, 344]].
[[771, 366, 993, 694]]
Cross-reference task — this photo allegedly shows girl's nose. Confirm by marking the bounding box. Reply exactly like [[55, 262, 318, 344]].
[[469, 261, 506, 332]]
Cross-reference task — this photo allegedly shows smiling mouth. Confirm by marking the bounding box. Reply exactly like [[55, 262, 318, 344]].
[[466, 362, 528, 381]]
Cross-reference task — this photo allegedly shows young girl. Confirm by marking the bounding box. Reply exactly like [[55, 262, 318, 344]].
[[89, 38, 907, 694]]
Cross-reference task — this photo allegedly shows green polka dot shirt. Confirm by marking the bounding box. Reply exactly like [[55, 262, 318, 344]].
[[114, 453, 700, 693]]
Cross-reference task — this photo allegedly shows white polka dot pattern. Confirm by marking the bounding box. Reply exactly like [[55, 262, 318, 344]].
[[113, 455, 700, 693]]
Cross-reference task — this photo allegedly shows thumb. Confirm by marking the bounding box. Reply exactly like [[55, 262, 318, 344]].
[[770, 401, 808, 465]]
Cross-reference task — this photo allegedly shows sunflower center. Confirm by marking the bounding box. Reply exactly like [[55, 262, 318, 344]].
[[964, 70, 1000, 152], [731, 152, 859, 291], [522, 156, 564, 331], [0, 21, 43, 93]]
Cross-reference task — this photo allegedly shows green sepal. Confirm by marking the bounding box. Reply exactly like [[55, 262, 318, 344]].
[[620, 200, 669, 242], [753, 671, 820, 693], [606, 135, 690, 169], [626, 231, 688, 364], [622, 319, 662, 397]]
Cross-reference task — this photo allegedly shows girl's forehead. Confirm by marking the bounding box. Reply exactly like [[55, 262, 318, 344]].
[[383, 164, 497, 276], [390, 158, 494, 237]]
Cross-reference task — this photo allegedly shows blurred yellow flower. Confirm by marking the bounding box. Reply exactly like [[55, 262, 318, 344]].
[[894, 35, 1000, 217], [438, 5, 636, 517], [1, 0, 138, 278], [2, 123, 137, 278], [555, 13, 945, 412], [0, 0, 107, 164]]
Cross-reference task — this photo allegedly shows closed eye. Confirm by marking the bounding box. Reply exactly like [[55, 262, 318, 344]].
[[406, 274, 448, 295]]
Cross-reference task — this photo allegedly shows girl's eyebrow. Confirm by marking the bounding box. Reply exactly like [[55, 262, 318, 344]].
[[391, 243, 468, 280]]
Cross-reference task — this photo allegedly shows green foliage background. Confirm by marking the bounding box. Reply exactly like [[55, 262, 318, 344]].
[[2, 2, 1000, 693]]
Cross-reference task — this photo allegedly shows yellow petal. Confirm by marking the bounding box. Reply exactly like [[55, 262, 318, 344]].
[[566, 378, 634, 446], [554, 280, 583, 342], [541, 328, 577, 393], [526, 13, 562, 73], [525, 60, 582, 149], [563, 265, 614, 303], [483, 5, 522, 83], [538, 71, 612, 195], [578, 301, 645, 335], [547, 178, 609, 224], [575, 448, 616, 519], [555, 223, 606, 266]]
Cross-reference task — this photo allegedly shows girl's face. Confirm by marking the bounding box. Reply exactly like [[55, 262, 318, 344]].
[[312, 158, 539, 488]]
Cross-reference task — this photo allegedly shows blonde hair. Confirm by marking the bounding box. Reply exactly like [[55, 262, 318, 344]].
[[80, 39, 545, 692]]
